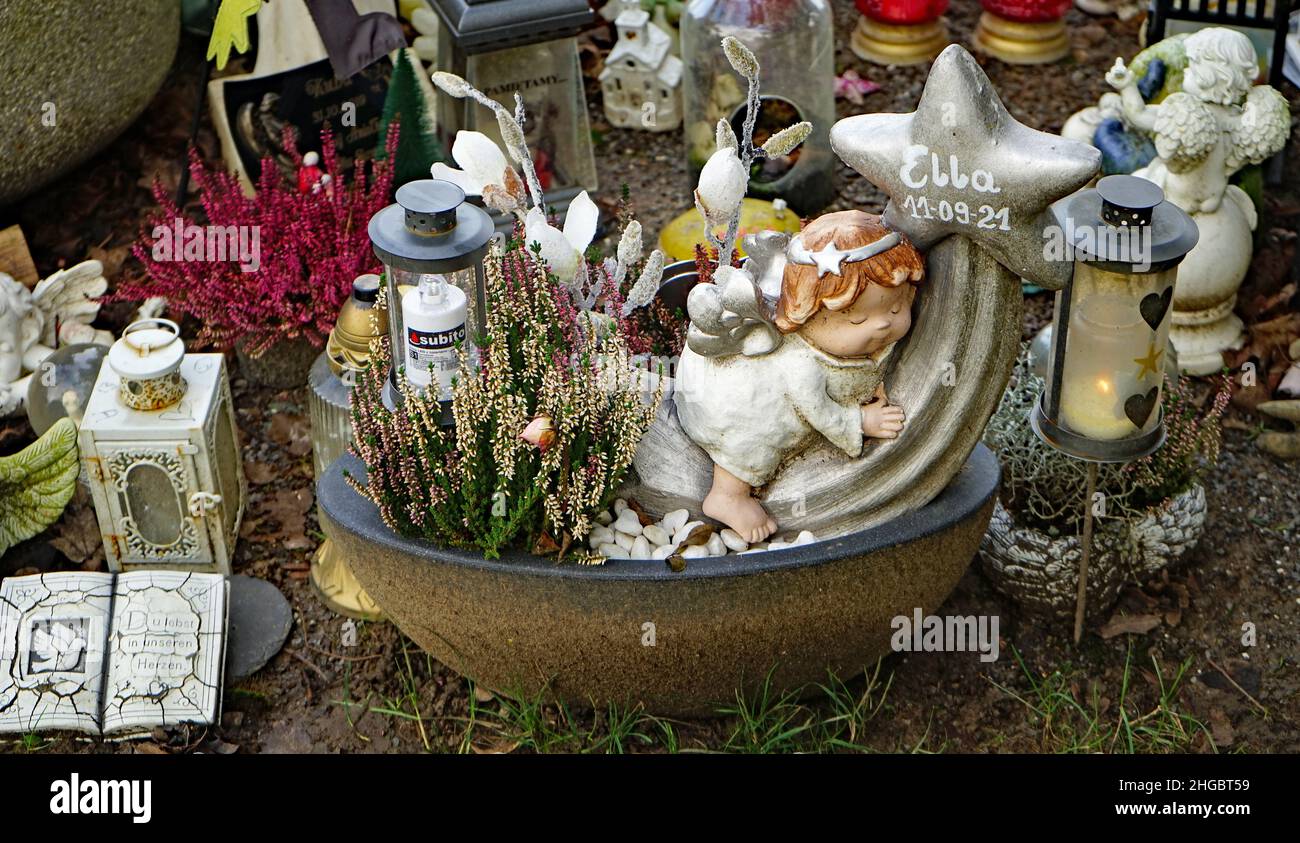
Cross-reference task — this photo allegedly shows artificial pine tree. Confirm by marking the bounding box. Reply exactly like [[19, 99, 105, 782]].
[[376, 50, 445, 187]]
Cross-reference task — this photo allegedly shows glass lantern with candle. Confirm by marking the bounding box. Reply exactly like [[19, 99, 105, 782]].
[[368, 179, 494, 404], [430, 0, 597, 222], [680, 0, 837, 217], [1033, 175, 1199, 462]]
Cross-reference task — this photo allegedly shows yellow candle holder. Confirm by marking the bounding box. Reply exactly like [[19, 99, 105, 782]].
[[850, 16, 950, 66], [972, 12, 1070, 65]]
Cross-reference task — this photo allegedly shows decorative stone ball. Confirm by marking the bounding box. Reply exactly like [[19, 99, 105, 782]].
[[25, 343, 108, 436], [0, 0, 180, 205]]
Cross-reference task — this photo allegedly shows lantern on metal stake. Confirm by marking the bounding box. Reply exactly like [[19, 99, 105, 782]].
[[1031, 174, 1199, 641]]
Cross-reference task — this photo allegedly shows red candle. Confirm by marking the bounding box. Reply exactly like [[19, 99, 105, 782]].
[[855, 0, 949, 26], [980, 0, 1072, 23]]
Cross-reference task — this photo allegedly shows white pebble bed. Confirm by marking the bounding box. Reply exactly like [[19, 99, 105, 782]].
[[589, 498, 819, 560]]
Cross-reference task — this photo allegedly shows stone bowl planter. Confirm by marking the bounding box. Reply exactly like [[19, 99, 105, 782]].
[[0, 0, 179, 206], [317, 445, 1000, 717], [979, 483, 1207, 620], [235, 337, 322, 390]]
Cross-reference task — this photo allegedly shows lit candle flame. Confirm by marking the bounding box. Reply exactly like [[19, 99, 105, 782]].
[[1095, 378, 1112, 394]]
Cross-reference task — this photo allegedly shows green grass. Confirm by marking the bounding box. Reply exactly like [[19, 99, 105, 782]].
[[992, 643, 1213, 754]]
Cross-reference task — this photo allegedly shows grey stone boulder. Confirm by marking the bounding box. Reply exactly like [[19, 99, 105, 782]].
[[0, 0, 179, 206]]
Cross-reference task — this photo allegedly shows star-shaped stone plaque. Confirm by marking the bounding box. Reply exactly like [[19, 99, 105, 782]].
[[830, 45, 1100, 290]]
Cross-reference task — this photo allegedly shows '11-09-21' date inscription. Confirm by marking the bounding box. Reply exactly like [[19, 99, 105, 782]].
[[897, 145, 1011, 231]]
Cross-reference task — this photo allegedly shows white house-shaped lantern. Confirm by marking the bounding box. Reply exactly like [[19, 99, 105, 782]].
[[599, 1, 683, 132], [79, 321, 247, 575]]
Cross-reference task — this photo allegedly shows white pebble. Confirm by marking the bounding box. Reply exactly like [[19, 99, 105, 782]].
[[720, 528, 749, 552], [596, 511, 614, 526], [613, 498, 628, 514], [673, 520, 704, 545], [588, 525, 614, 548], [681, 545, 708, 559], [661, 508, 689, 534], [613, 510, 643, 536], [706, 533, 726, 557], [597, 542, 625, 559], [642, 524, 671, 546], [614, 531, 635, 551], [793, 530, 817, 546], [631, 535, 651, 559], [652, 544, 677, 560]]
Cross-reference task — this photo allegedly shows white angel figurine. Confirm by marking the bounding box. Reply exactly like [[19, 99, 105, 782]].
[[0, 260, 113, 417], [1105, 27, 1291, 373], [674, 211, 925, 542]]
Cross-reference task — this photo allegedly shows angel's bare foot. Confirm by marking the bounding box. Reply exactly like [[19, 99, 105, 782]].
[[702, 464, 777, 545]]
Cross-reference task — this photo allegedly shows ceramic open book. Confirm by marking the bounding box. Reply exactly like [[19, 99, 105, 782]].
[[0, 571, 227, 736]]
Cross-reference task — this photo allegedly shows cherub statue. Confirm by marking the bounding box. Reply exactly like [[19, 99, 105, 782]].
[[0, 260, 112, 417], [1103, 27, 1290, 373], [675, 211, 925, 541], [1107, 28, 1288, 214]]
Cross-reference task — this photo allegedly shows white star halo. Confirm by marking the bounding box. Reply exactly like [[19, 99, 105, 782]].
[[787, 231, 903, 278]]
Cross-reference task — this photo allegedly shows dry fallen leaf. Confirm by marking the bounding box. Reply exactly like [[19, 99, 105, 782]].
[[259, 487, 315, 549], [1098, 613, 1162, 639], [1209, 708, 1235, 748], [268, 412, 313, 458], [49, 492, 105, 571], [244, 460, 277, 485]]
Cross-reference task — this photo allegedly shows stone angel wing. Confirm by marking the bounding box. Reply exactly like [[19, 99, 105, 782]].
[[0, 418, 79, 557], [685, 265, 782, 358], [1150, 92, 1217, 172], [1226, 86, 1291, 173], [31, 260, 110, 348]]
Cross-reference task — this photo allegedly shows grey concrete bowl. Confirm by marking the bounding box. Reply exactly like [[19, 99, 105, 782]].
[[318, 445, 1000, 716]]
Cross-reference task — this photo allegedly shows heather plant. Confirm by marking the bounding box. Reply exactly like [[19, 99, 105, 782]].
[[348, 239, 662, 560], [113, 125, 398, 357], [985, 347, 1230, 533]]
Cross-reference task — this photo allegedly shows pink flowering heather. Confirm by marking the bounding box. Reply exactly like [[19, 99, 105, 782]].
[[114, 125, 398, 357]]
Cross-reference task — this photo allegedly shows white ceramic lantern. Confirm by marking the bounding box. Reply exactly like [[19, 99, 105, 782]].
[[79, 319, 247, 574]]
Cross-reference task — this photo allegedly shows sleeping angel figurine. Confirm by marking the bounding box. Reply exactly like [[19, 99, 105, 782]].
[[674, 210, 925, 543]]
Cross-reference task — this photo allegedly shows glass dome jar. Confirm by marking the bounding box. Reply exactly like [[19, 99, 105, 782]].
[[680, 0, 836, 217]]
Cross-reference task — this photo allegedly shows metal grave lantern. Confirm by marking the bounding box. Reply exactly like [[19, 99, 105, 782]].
[[369, 179, 494, 399], [430, 0, 598, 219], [80, 319, 247, 575], [1033, 174, 1199, 463]]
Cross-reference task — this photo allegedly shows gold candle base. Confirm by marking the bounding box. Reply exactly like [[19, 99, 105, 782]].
[[972, 12, 1070, 65], [850, 16, 950, 66], [311, 539, 385, 621]]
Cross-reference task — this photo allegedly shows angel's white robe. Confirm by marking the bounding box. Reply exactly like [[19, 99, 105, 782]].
[[674, 332, 885, 488]]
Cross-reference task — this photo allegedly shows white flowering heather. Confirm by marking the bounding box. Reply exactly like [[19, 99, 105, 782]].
[[349, 240, 661, 560]]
